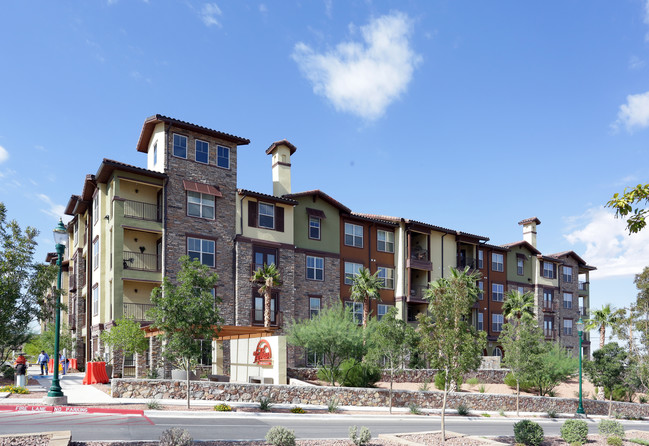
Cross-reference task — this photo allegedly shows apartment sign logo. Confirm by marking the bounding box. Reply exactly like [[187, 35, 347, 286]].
[[253, 339, 272, 365]]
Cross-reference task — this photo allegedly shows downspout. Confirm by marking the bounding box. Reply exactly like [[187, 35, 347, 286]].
[[235, 192, 246, 326], [86, 199, 94, 364]]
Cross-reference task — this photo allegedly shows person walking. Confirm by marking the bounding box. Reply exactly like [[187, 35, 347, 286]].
[[37, 350, 49, 375]]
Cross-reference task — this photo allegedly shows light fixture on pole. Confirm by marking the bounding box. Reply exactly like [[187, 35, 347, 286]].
[[45, 219, 68, 405], [576, 316, 585, 415]]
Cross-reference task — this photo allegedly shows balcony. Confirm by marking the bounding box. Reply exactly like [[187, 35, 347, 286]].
[[579, 306, 589, 318], [250, 308, 283, 327], [544, 329, 556, 340], [408, 286, 430, 303], [123, 251, 161, 272], [407, 249, 432, 271], [578, 282, 588, 293], [123, 199, 161, 222], [69, 274, 77, 292], [457, 259, 477, 270], [123, 303, 154, 322], [542, 300, 557, 313]]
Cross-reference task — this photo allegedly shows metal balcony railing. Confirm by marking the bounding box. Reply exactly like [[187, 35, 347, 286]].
[[544, 329, 556, 340], [122, 251, 161, 272], [123, 303, 154, 322], [579, 281, 588, 291], [250, 308, 283, 327], [411, 249, 429, 262], [542, 300, 557, 313], [123, 199, 161, 222], [457, 259, 477, 270], [409, 286, 430, 300]]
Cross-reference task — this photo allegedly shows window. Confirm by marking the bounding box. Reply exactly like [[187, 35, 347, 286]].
[[173, 134, 187, 158], [198, 340, 212, 366], [478, 281, 484, 300], [345, 301, 363, 324], [309, 297, 321, 319], [377, 230, 394, 253], [188, 237, 215, 267], [477, 312, 484, 331], [543, 262, 554, 279], [493, 347, 503, 357], [153, 142, 157, 165], [93, 197, 99, 224], [92, 285, 99, 316], [563, 292, 573, 309], [73, 220, 78, 246], [492, 283, 504, 302], [492, 313, 503, 332], [93, 239, 99, 270], [543, 289, 553, 309], [195, 140, 209, 164], [253, 293, 278, 324], [377, 267, 394, 289], [253, 246, 277, 270], [478, 250, 484, 269], [258, 203, 274, 229], [492, 253, 504, 272], [518, 286, 525, 295], [517, 258, 524, 275], [217, 145, 230, 169], [564, 319, 573, 336], [377, 304, 393, 321], [306, 350, 324, 367], [563, 266, 573, 283], [306, 256, 324, 281], [344, 262, 363, 285], [344, 222, 363, 248], [187, 191, 215, 219], [309, 217, 321, 240]]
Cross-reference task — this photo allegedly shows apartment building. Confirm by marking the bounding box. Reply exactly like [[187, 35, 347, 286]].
[[50, 115, 593, 374]]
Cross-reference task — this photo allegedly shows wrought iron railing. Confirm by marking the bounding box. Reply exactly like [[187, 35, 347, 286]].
[[122, 251, 161, 272], [123, 199, 161, 222], [123, 303, 154, 322], [578, 281, 588, 291]]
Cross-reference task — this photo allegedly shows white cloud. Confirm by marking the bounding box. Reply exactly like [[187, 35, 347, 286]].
[[0, 145, 8, 163], [613, 91, 649, 132], [37, 194, 66, 220], [564, 207, 649, 279], [292, 11, 422, 121], [629, 55, 645, 70], [324, 0, 332, 19], [200, 3, 222, 27], [259, 4, 267, 13]]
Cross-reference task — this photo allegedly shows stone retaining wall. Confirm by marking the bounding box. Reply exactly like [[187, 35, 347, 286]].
[[112, 378, 649, 418], [288, 368, 510, 384]]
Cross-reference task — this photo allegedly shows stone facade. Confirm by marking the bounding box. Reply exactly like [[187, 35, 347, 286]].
[[287, 368, 510, 384], [555, 255, 583, 355], [112, 378, 649, 418]]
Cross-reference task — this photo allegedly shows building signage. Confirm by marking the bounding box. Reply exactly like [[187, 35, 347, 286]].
[[253, 339, 272, 365]]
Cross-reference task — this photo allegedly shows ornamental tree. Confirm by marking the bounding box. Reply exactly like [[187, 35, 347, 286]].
[[584, 342, 628, 417], [149, 256, 222, 409], [100, 317, 149, 377]]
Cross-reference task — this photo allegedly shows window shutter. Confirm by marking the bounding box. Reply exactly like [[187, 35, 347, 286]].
[[276, 206, 284, 232], [248, 201, 257, 228]]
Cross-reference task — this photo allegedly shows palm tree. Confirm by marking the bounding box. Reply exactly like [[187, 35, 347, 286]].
[[502, 290, 535, 326], [350, 267, 383, 327], [586, 303, 624, 349], [251, 263, 281, 328]]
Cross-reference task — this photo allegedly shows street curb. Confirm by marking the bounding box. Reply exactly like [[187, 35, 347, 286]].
[[0, 430, 71, 446], [0, 404, 143, 416]]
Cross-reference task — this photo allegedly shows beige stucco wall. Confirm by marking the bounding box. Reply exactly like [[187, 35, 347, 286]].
[[236, 196, 294, 245], [146, 123, 166, 173]]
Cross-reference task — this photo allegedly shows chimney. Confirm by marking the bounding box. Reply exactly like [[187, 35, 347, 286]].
[[266, 140, 297, 197], [518, 217, 541, 248]]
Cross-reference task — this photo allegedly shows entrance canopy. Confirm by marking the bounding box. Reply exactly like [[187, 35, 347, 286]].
[[142, 324, 278, 341]]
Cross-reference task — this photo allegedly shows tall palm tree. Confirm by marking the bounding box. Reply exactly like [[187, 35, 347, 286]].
[[586, 303, 624, 349], [502, 290, 535, 326], [251, 263, 281, 328], [350, 267, 383, 327]]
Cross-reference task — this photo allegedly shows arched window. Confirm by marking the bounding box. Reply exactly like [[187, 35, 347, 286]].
[[493, 347, 503, 357]]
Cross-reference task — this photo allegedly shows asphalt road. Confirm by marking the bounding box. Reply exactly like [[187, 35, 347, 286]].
[[0, 411, 648, 442]]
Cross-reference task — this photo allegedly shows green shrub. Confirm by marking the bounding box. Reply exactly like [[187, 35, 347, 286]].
[[1, 365, 14, 379], [339, 358, 381, 388], [599, 419, 625, 439], [259, 396, 274, 412], [434, 371, 463, 391], [316, 366, 338, 384], [408, 403, 421, 415], [467, 377, 479, 386], [498, 408, 506, 417], [457, 404, 470, 416], [265, 426, 296, 446], [213, 403, 231, 412], [159, 428, 192, 446], [513, 420, 544, 446], [560, 419, 588, 444], [290, 406, 305, 414], [482, 413, 491, 417], [546, 409, 558, 418], [327, 397, 339, 413], [146, 399, 162, 410], [629, 438, 649, 445], [639, 394, 648, 404], [504, 372, 533, 392], [349, 426, 372, 446], [418, 377, 431, 391], [607, 437, 623, 446], [478, 384, 487, 393]]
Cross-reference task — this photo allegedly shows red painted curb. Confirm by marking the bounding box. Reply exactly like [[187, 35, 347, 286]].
[[0, 405, 143, 416]]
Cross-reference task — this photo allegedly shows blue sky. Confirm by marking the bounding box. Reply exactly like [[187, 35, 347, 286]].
[[1, 1, 649, 335]]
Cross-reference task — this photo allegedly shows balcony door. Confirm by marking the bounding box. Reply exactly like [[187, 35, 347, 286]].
[[253, 246, 278, 271]]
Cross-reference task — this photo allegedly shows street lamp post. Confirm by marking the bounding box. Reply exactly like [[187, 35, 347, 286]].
[[576, 316, 585, 415], [45, 219, 68, 405]]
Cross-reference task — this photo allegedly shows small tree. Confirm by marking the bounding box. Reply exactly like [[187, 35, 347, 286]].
[[350, 267, 383, 328], [100, 317, 149, 377], [607, 183, 649, 233], [584, 342, 628, 417], [502, 290, 535, 325], [287, 304, 364, 385], [500, 317, 545, 416], [366, 307, 409, 413], [418, 267, 486, 442], [149, 256, 222, 408], [527, 343, 578, 397], [251, 263, 281, 328]]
